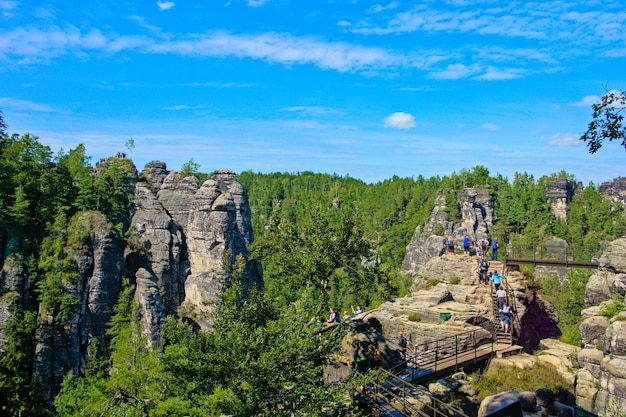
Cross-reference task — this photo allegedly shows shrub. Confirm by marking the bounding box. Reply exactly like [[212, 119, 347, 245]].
[[473, 360, 570, 401], [601, 298, 625, 319], [449, 276, 461, 285], [407, 313, 421, 322], [422, 279, 442, 290], [434, 223, 444, 237]]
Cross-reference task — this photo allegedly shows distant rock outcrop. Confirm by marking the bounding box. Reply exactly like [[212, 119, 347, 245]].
[[545, 179, 579, 220], [599, 176, 626, 205]]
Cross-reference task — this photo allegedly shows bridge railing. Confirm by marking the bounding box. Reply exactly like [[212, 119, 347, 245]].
[[388, 328, 493, 376], [505, 244, 604, 264], [360, 370, 471, 417]]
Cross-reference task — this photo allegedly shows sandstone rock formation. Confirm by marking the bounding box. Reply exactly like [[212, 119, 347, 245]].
[[354, 254, 558, 363], [599, 177, 626, 205], [545, 179, 579, 220], [33, 211, 125, 398], [1, 160, 262, 398], [402, 188, 493, 279], [130, 164, 262, 336], [574, 237, 626, 416]]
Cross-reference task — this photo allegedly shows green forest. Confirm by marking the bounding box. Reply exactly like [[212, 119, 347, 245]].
[[1, 111, 625, 416]]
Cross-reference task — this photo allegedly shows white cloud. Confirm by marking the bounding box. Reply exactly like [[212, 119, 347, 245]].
[[383, 112, 415, 129], [248, 0, 268, 7], [369, 2, 399, 13], [0, 0, 17, 17], [481, 123, 500, 131], [475, 67, 523, 80], [427, 63, 478, 80], [570, 94, 600, 107], [163, 104, 211, 111], [0, 97, 59, 112], [281, 106, 345, 116], [0, 0, 16, 9], [156, 1, 175, 11], [549, 133, 578, 147], [0, 26, 400, 73]]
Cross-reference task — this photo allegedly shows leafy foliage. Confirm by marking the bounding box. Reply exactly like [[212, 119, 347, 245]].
[[251, 208, 372, 317], [580, 90, 626, 153]]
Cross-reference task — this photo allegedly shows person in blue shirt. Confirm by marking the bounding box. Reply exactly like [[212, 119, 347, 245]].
[[351, 305, 363, 315], [491, 272, 502, 291], [463, 235, 470, 255], [491, 238, 499, 260]]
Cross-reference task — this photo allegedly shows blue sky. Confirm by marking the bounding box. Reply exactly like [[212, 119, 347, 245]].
[[1, 0, 625, 185]]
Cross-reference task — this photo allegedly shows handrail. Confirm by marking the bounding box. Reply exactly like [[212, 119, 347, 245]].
[[388, 328, 492, 376], [505, 244, 604, 266], [358, 369, 471, 417]]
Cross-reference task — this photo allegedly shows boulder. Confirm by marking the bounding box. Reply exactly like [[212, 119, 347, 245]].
[[575, 368, 598, 412], [585, 270, 614, 307], [605, 320, 626, 356], [579, 316, 610, 349], [578, 348, 605, 380], [599, 237, 626, 273]]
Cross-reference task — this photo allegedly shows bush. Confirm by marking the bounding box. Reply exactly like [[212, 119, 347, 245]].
[[473, 360, 570, 401], [601, 298, 625, 318], [407, 313, 421, 322], [422, 279, 442, 290], [449, 276, 461, 285]]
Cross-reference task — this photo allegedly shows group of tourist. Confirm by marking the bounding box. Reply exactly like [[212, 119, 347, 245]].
[[327, 305, 363, 324], [446, 234, 499, 260], [491, 270, 512, 333]]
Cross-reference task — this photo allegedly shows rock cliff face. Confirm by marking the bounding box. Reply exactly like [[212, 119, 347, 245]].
[[402, 188, 493, 279], [575, 237, 626, 416], [33, 211, 125, 398], [0, 161, 262, 398], [599, 177, 626, 204], [130, 164, 262, 336], [545, 179, 579, 220]]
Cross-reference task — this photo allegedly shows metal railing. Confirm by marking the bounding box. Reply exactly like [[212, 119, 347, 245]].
[[505, 244, 604, 266], [388, 328, 493, 378], [362, 369, 471, 417]]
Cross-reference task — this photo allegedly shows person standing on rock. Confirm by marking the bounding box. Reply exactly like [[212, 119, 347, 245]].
[[446, 236, 455, 255], [480, 238, 489, 260], [491, 238, 499, 261], [463, 235, 470, 255], [398, 331, 408, 359]]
